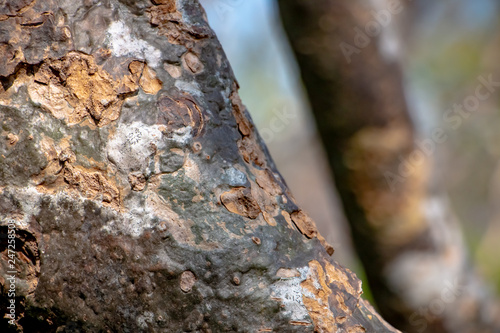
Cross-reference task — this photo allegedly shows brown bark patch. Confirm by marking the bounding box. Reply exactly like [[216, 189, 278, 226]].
[[28, 52, 127, 127], [148, 1, 210, 46], [0, 226, 40, 296], [301, 260, 337, 332], [255, 168, 282, 196], [179, 270, 196, 293], [139, 65, 162, 94], [182, 52, 204, 74], [290, 210, 318, 239], [33, 136, 121, 210], [157, 95, 204, 137], [230, 88, 269, 168], [262, 211, 277, 226], [151, 0, 176, 8], [230, 89, 252, 136], [232, 274, 241, 285], [63, 164, 120, 208], [128, 60, 163, 95], [297, 259, 368, 331], [221, 187, 261, 219], [5, 133, 19, 146], [128, 172, 146, 191], [276, 268, 300, 279], [323, 260, 361, 298], [289, 210, 334, 255], [164, 63, 182, 78], [0, 224, 40, 331], [32, 135, 71, 188], [281, 210, 295, 229], [290, 321, 312, 326], [237, 136, 265, 167], [317, 234, 334, 256], [26, 53, 159, 128]]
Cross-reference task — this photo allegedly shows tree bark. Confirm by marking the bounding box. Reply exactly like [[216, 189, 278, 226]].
[[0, 0, 400, 332], [277, 0, 500, 332]]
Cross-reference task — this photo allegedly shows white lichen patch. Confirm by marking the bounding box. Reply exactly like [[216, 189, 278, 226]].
[[107, 122, 164, 174], [2, 185, 156, 239], [222, 167, 247, 186], [0, 186, 43, 228], [99, 193, 159, 237], [174, 80, 202, 97], [170, 126, 193, 146], [270, 266, 311, 322], [122, 206, 155, 237], [106, 21, 162, 68]]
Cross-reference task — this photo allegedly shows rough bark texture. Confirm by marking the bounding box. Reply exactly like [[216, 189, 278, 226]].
[[0, 0, 400, 332], [277, 0, 500, 332]]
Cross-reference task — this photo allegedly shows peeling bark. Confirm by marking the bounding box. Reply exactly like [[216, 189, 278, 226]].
[[0, 0, 399, 332]]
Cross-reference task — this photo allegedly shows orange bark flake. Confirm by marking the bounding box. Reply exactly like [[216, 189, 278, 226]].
[[221, 187, 262, 219]]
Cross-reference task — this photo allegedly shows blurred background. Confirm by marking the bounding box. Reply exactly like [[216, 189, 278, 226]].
[[200, 0, 500, 330]]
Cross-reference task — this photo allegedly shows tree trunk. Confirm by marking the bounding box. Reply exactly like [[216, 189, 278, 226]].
[[0, 0, 400, 332], [277, 0, 500, 332]]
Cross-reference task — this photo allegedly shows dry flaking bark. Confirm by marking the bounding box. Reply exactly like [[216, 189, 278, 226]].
[[277, 0, 500, 332], [0, 0, 398, 332]]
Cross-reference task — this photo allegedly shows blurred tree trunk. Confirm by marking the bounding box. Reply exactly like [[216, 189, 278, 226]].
[[0, 0, 400, 332], [277, 0, 500, 332]]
